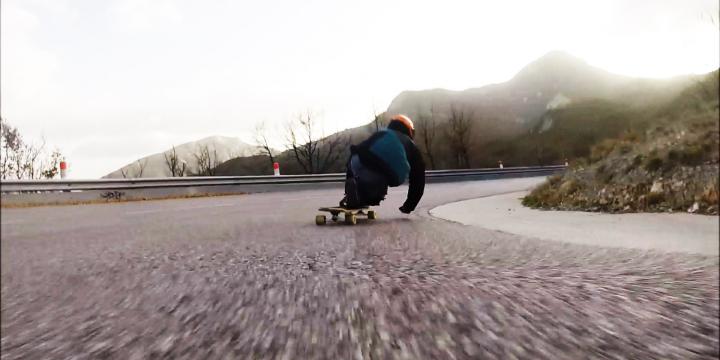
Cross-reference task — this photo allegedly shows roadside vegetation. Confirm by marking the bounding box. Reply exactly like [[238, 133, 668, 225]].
[[0, 117, 66, 180], [523, 70, 719, 214]]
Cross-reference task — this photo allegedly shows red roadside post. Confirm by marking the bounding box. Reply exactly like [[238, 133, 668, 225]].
[[60, 160, 68, 179]]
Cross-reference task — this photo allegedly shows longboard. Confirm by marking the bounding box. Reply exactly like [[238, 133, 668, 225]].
[[316, 207, 377, 225]]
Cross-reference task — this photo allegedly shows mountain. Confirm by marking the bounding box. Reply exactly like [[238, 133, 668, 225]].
[[385, 51, 695, 139], [104, 136, 258, 178], [213, 51, 705, 175]]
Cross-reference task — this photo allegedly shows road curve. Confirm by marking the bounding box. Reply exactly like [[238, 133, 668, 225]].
[[1, 177, 718, 359], [431, 192, 720, 256]]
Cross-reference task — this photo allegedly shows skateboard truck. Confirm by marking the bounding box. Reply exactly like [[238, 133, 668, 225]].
[[316, 207, 377, 225]]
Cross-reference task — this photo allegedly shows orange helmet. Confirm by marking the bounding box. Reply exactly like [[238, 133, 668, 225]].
[[389, 114, 414, 138]]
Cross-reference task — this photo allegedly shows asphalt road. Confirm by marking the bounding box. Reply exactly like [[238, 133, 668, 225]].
[[1, 177, 718, 359]]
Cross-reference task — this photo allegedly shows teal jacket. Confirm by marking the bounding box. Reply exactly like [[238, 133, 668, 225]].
[[349, 127, 426, 211]]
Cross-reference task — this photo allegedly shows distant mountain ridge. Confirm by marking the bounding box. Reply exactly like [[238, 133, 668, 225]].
[[104, 136, 258, 178], [385, 51, 695, 138], [115, 51, 705, 177]]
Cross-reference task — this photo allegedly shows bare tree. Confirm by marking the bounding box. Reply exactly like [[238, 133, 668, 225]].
[[136, 159, 147, 178], [1, 118, 65, 179], [120, 159, 148, 178], [40, 149, 63, 179], [1, 118, 21, 179], [317, 133, 346, 173], [285, 110, 346, 174], [194, 145, 219, 176], [416, 106, 438, 169], [163, 145, 186, 177], [13, 138, 45, 179], [28, 138, 47, 179], [254, 121, 275, 167], [11, 140, 27, 179], [446, 104, 473, 168]]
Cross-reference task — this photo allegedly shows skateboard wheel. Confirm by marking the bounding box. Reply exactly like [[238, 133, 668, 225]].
[[345, 213, 357, 225], [315, 214, 327, 226], [367, 210, 377, 220]]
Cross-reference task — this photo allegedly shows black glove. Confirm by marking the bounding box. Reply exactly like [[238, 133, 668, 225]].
[[399, 205, 412, 214]]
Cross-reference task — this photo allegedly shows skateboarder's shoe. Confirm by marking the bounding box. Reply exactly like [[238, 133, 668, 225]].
[[339, 196, 361, 210]]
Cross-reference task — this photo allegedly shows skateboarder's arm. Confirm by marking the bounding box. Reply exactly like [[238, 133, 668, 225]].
[[401, 144, 426, 212]]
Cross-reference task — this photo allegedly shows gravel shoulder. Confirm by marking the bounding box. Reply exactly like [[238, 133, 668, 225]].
[[430, 191, 720, 256]]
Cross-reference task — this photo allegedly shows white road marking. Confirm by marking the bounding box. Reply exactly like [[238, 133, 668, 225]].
[[125, 203, 235, 215]]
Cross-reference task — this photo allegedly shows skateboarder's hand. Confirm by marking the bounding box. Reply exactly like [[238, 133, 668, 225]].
[[399, 205, 412, 214]]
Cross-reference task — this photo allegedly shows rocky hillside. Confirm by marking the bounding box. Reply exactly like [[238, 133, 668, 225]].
[[104, 136, 258, 178], [481, 99, 640, 167], [523, 70, 719, 214]]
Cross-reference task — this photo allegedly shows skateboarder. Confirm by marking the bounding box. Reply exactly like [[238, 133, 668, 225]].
[[340, 114, 425, 214]]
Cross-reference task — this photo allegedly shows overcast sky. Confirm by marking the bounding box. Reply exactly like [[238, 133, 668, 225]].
[[2, 0, 718, 178]]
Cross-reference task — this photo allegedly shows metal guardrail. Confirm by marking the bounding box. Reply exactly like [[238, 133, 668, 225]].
[[0, 165, 566, 193]]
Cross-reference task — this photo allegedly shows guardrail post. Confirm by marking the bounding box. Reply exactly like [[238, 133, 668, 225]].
[[273, 162, 280, 176], [60, 161, 67, 179]]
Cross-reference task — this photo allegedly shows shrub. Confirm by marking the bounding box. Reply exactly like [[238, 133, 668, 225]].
[[559, 179, 580, 195], [590, 139, 618, 163], [596, 163, 606, 175], [523, 180, 562, 208], [679, 145, 705, 166], [621, 130, 641, 142], [701, 186, 719, 205], [661, 158, 677, 173], [644, 156, 664, 172], [594, 164, 614, 183], [617, 142, 633, 155], [598, 171, 614, 184], [547, 174, 563, 186], [521, 195, 541, 207], [646, 192, 664, 206]]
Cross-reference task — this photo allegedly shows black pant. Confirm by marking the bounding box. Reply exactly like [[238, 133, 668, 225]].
[[344, 154, 388, 208]]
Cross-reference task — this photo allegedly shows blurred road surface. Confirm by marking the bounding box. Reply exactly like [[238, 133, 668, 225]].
[[1, 177, 717, 359]]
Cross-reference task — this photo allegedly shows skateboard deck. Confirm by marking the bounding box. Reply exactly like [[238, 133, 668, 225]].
[[316, 207, 377, 225]]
